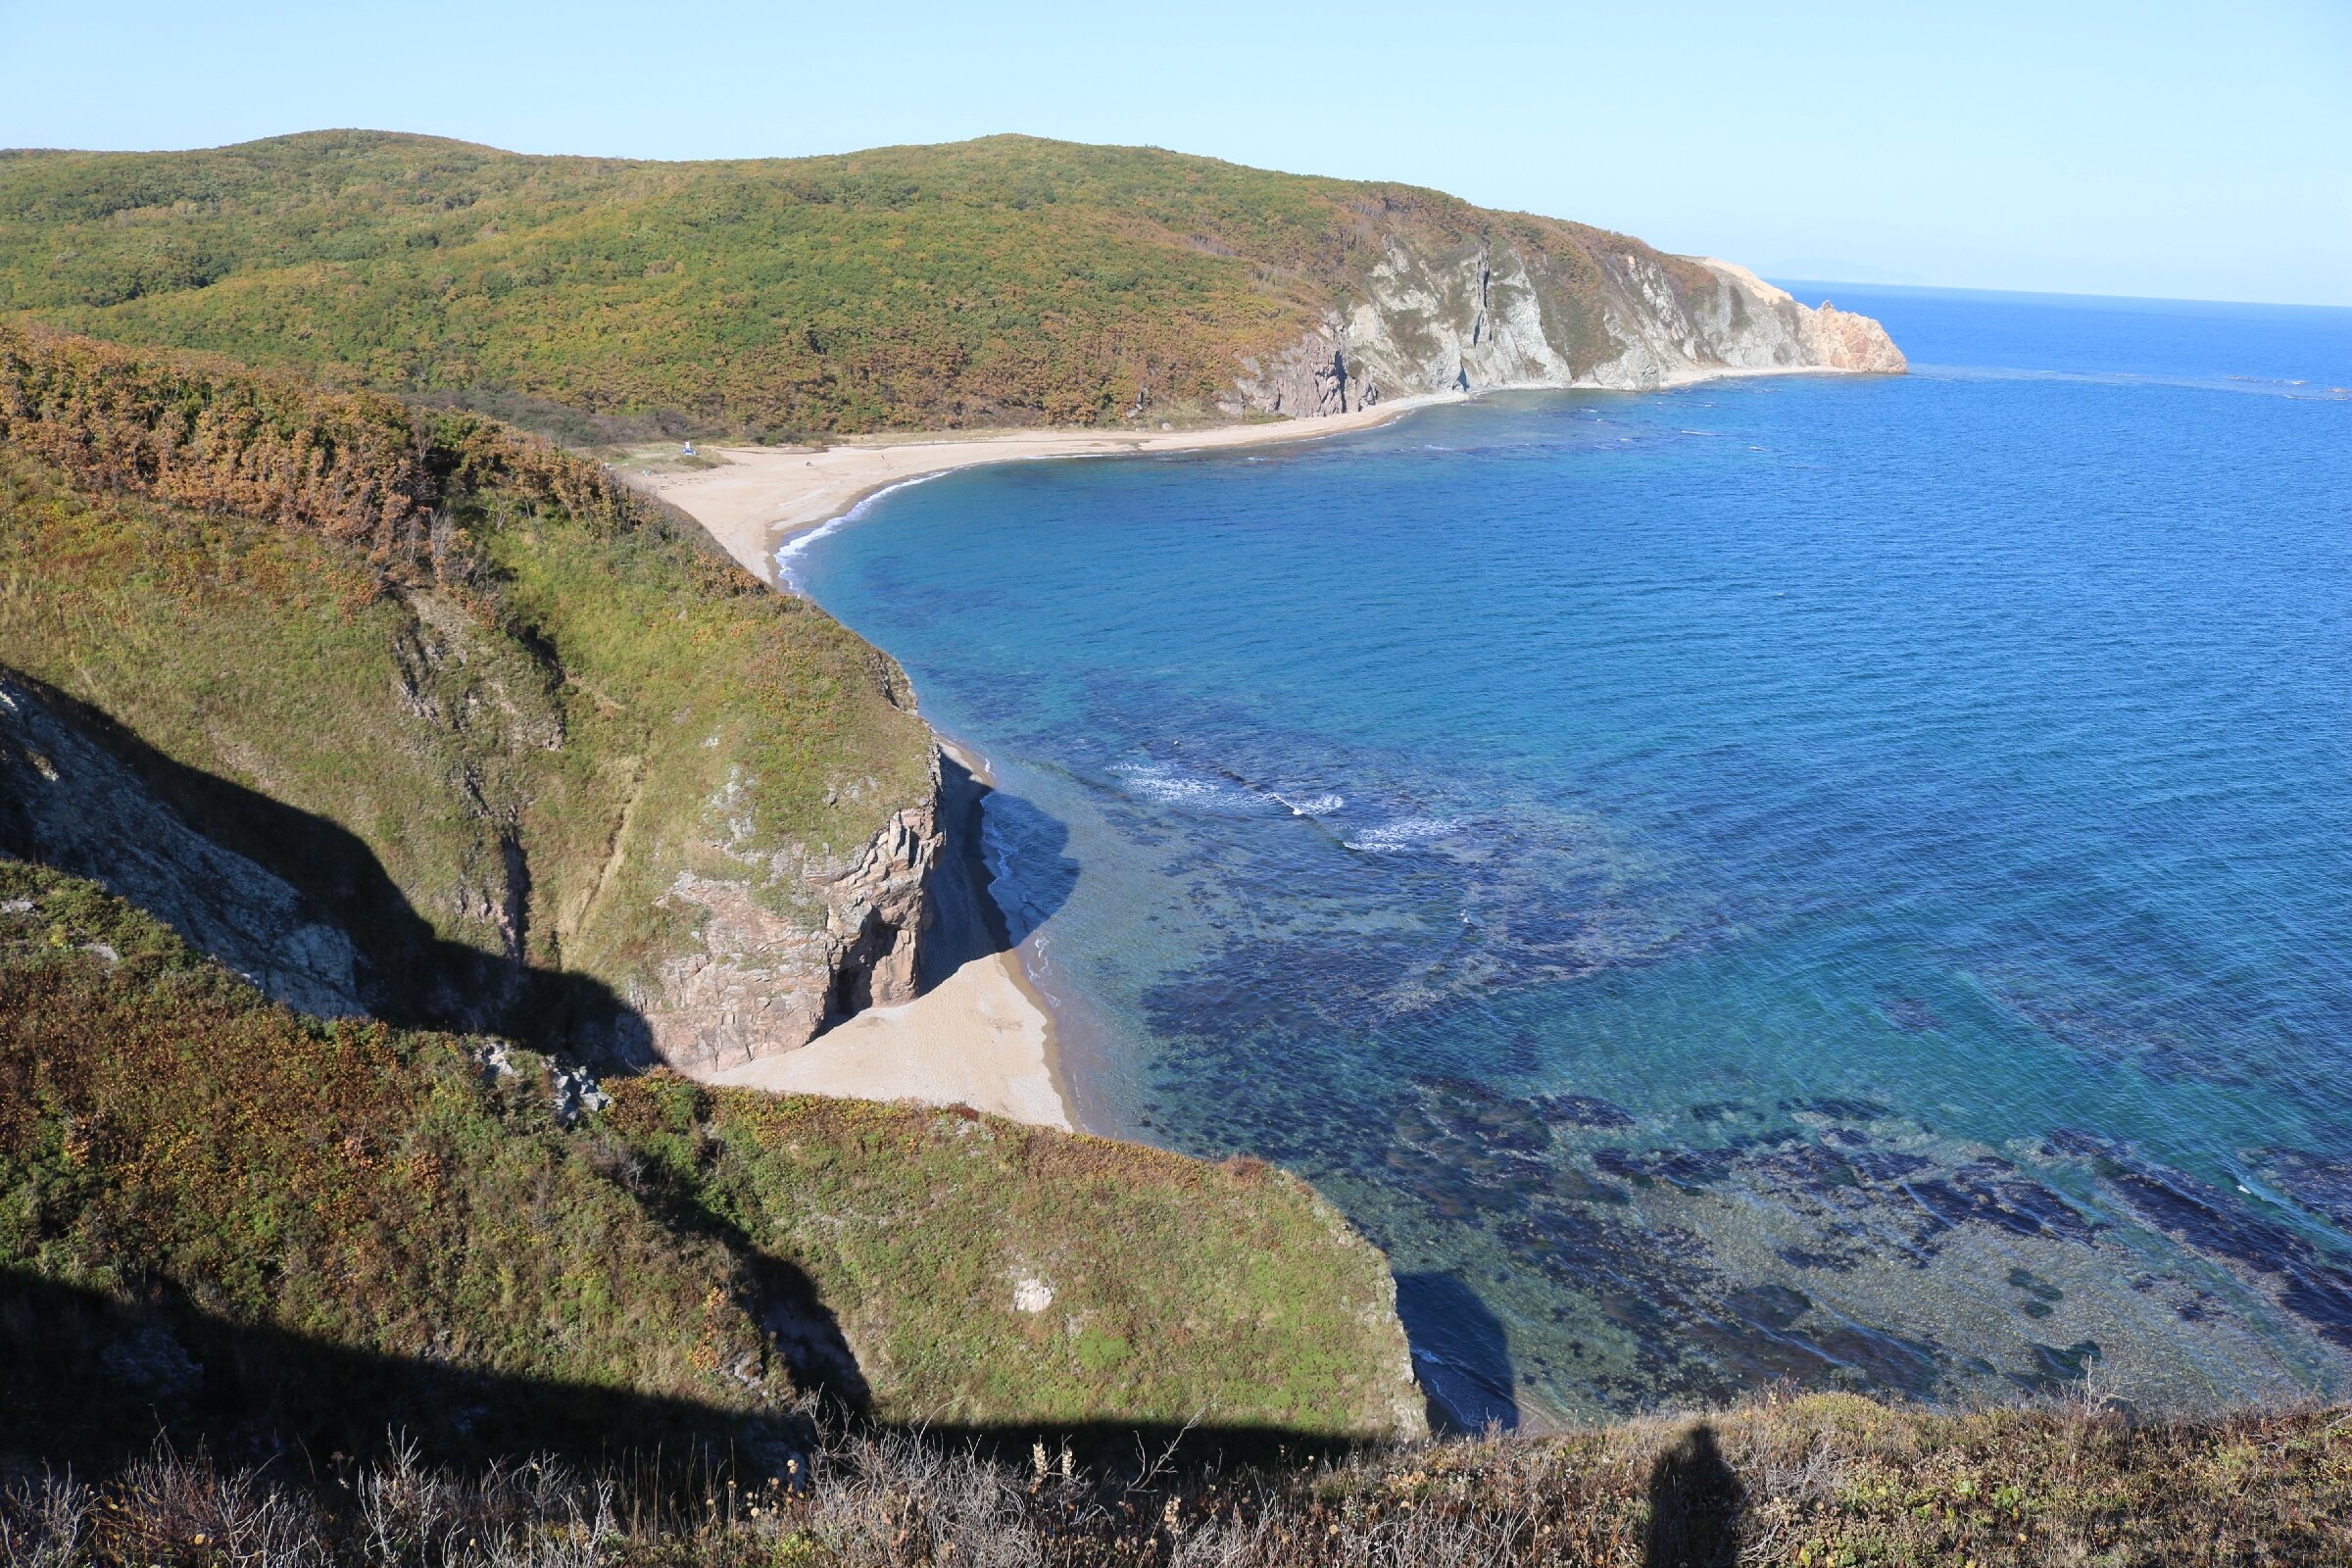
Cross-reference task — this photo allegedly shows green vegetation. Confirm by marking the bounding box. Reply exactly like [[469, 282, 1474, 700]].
[[0, 322, 931, 1037], [0, 861, 784, 1461], [0, 131, 1703, 433], [605, 1079, 1414, 1433], [7, 1388, 2345, 1565], [0, 327, 1418, 1466], [0, 863, 1418, 1466]]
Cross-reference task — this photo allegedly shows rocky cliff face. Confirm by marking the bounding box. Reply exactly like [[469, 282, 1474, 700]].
[[632, 763, 942, 1072], [1225, 238, 1904, 417], [0, 673, 366, 1019], [0, 652, 947, 1075]]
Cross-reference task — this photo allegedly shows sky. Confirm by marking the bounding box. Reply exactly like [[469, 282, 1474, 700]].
[[2, 0, 2346, 307]]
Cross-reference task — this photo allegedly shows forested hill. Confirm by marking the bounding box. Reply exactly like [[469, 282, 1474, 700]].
[[0, 131, 1899, 437]]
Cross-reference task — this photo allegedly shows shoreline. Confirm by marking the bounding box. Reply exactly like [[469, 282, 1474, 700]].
[[636, 391, 1464, 586], [644, 370, 1854, 1131], [647, 399, 1475, 1131], [636, 368, 1870, 588], [695, 734, 1075, 1131]]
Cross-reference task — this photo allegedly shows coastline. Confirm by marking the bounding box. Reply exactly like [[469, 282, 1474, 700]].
[[695, 735, 1075, 1131], [636, 391, 1465, 586], [642, 369, 1850, 1132], [646, 398, 1471, 1131]]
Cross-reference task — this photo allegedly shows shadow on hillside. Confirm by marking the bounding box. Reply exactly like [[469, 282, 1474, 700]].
[[1, 1271, 1390, 1485], [1642, 1423, 1746, 1568], [918, 748, 1076, 988], [0, 669, 650, 1060], [1394, 1272, 1520, 1436]]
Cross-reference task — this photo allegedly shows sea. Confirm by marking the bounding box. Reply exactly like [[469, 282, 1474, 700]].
[[787, 284, 2352, 1430]]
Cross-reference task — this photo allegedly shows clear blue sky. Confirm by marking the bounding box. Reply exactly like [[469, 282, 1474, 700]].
[[4, 0, 2345, 306]]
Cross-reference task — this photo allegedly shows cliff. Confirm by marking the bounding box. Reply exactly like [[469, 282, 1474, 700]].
[[0, 132, 1898, 435], [1232, 251, 1903, 416], [0, 863, 1427, 1467], [0, 333, 1430, 1454], [0, 323, 935, 1072]]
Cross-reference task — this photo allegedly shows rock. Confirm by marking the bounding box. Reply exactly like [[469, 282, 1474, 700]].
[[1805, 299, 1911, 373], [551, 1060, 610, 1125], [1221, 240, 1903, 418], [1231, 322, 1383, 418], [0, 673, 366, 1018], [1012, 1277, 1055, 1314], [631, 752, 944, 1072]]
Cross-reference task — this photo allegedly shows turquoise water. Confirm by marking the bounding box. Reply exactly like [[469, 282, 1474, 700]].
[[792, 286, 2352, 1427]]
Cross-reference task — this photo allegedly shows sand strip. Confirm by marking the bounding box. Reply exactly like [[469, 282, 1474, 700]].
[[699, 946, 1070, 1129], [693, 739, 1073, 1131], [636, 392, 1462, 586], [652, 401, 1465, 1130]]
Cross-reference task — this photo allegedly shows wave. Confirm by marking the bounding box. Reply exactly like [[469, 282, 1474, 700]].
[[1918, 365, 2352, 400], [1108, 760, 1257, 810], [1112, 761, 1350, 824], [1272, 791, 1345, 817], [772, 471, 949, 589], [1343, 815, 1466, 854]]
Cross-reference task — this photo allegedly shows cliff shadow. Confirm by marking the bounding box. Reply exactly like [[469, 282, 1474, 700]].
[[1642, 1423, 1746, 1568], [3, 1270, 1392, 1487], [614, 1149, 872, 1416], [1394, 1271, 1520, 1435], [0, 668, 650, 1061], [0, 1268, 802, 1481], [919, 747, 1077, 987]]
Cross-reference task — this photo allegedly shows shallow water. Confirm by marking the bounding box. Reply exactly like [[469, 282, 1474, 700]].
[[793, 285, 2352, 1427]]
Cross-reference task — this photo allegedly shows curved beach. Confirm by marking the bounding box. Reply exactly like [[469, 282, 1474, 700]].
[[642, 397, 1456, 1128]]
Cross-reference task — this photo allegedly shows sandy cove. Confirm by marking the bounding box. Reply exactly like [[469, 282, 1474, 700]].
[[636, 391, 1464, 589], [642, 396, 1461, 1131], [697, 737, 1073, 1130], [638, 374, 1875, 1129]]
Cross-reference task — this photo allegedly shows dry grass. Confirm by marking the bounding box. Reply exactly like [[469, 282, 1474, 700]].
[[6, 1396, 2344, 1566]]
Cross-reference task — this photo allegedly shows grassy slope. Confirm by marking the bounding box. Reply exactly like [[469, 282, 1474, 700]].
[[0, 862, 784, 1461], [0, 324, 930, 1030], [0, 864, 1417, 1461], [611, 1079, 1412, 1433], [0, 131, 1698, 432]]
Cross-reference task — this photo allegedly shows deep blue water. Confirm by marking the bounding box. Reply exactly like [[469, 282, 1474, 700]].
[[792, 286, 2352, 1427]]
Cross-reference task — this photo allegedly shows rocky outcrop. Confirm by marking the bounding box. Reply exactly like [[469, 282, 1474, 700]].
[[1232, 338, 1383, 418], [0, 672, 365, 1017], [1803, 299, 1911, 374], [1223, 237, 1904, 416], [630, 757, 943, 1072]]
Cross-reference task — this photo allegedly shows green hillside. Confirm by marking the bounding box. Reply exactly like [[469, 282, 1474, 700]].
[[0, 862, 1419, 1466], [0, 130, 1697, 433], [0, 325, 1422, 1465], [0, 321, 931, 1050]]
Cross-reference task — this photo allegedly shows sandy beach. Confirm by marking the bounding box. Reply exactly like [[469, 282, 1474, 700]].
[[690, 736, 1076, 1131], [700, 940, 1071, 1130], [637, 392, 1462, 585], [645, 399, 1461, 1130]]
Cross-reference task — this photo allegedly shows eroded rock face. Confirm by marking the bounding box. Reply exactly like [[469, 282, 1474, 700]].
[[632, 759, 943, 1072], [1234, 335, 1384, 418], [1803, 299, 1911, 374], [0, 673, 365, 1017], [1223, 243, 1903, 416]]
